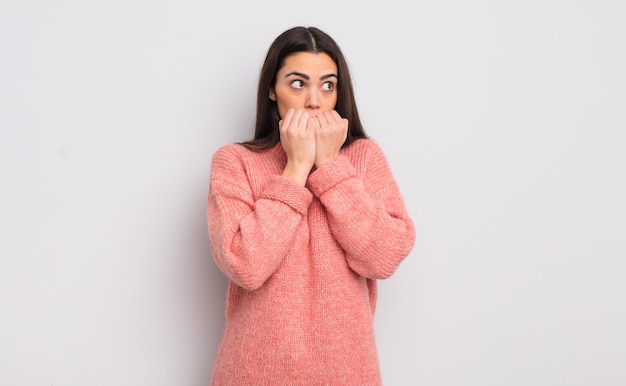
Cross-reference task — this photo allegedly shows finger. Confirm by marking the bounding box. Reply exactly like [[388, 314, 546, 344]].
[[289, 109, 303, 131], [281, 108, 295, 131], [329, 110, 344, 127], [307, 116, 319, 132], [297, 110, 309, 129], [330, 111, 348, 131], [317, 111, 331, 128]]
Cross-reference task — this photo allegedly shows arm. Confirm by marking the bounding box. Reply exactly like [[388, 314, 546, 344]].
[[307, 141, 415, 279], [207, 146, 313, 290]]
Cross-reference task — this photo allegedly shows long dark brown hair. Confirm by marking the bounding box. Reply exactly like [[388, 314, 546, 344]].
[[241, 26, 368, 151]]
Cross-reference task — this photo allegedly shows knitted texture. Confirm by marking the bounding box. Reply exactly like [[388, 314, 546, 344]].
[[207, 139, 415, 385]]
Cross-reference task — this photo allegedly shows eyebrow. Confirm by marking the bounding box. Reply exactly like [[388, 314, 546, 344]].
[[284, 71, 338, 81]]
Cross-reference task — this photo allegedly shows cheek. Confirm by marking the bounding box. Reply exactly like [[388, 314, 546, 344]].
[[276, 93, 302, 110], [323, 94, 338, 110]]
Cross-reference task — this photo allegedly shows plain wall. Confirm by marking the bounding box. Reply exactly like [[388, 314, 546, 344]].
[[1, 0, 625, 385]]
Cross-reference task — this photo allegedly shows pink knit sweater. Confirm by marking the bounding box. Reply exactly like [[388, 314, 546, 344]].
[[207, 139, 415, 385]]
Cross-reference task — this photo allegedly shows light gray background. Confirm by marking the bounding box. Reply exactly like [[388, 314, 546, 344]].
[[1, 0, 625, 385]]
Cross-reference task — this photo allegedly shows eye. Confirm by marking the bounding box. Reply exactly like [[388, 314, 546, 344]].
[[322, 82, 334, 91], [290, 80, 305, 89]]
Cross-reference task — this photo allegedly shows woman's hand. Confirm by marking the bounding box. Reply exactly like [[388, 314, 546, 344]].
[[314, 110, 348, 168], [280, 108, 317, 186]]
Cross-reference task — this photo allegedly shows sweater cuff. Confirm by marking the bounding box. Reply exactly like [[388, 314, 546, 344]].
[[261, 175, 313, 215], [307, 155, 356, 197]]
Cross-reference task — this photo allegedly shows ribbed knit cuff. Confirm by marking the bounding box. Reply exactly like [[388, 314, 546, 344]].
[[307, 155, 356, 197], [261, 175, 313, 215]]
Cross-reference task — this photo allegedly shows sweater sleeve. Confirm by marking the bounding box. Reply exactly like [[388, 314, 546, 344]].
[[306, 140, 415, 279], [207, 145, 313, 290]]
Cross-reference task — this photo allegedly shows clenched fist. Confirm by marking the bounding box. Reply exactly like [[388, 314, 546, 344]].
[[314, 110, 348, 168], [279, 109, 317, 186]]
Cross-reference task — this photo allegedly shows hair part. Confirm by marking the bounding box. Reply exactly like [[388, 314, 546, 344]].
[[240, 26, 367, 151]]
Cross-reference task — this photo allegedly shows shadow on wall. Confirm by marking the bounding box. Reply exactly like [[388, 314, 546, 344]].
[[179, 190, 228, 381]]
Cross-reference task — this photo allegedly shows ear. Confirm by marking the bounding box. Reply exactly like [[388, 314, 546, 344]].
[[269, 88, 276, 101]]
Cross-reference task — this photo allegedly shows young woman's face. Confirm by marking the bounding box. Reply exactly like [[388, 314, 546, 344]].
[[270, 52, 338, 118]]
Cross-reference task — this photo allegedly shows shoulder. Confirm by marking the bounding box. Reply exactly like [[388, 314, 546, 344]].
[[346, 138, 385, 153], [212, 143, 269, 166], [343, 139, 396, 188], [212, 143, 247, 162], [211, 142, 285, 183], [342, 138, 388, 164], [210, 144, 251, 178]]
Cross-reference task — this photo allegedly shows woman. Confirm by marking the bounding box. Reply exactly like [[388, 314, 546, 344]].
[[207, 26, 415, 385]]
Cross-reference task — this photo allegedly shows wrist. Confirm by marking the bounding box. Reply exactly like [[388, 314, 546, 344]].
[[315, 154, 338, 168], [282, 161, 312, 186]]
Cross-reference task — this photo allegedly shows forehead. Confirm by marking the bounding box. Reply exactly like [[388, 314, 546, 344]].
[[278, 52, 338, 75]]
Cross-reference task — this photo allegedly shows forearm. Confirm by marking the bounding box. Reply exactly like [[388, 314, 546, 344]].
[[209, 191, 307, 290], [308, 152, 415, 279], [208, 147, 313, 290]]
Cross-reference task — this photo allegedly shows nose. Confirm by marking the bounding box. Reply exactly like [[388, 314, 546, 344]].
[[305, 89, 320, 111]]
